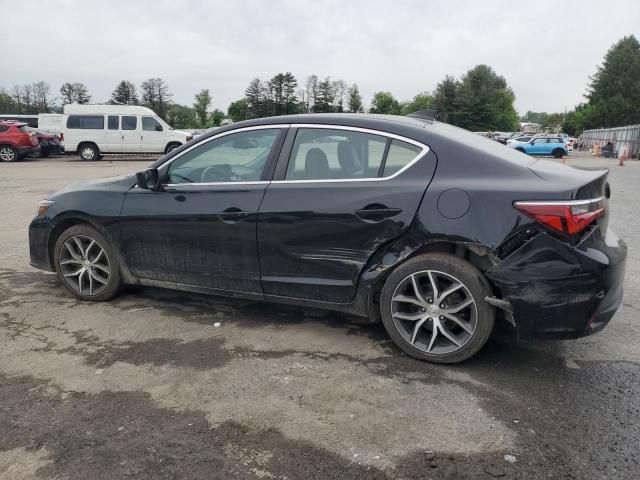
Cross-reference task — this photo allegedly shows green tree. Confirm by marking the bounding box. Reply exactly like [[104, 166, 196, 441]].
[[60, 82, 91, 105], [266, 72, 299, 115], [140, 78, 173, 120], [0, 88, 18, 113], [433, 76, 458, 124], [110, 80, 138, 105], [227, 98, 249, 122], [165, 104, 196, 129], [313, 77, 336, 113], [347, 84, 363, 113], [210, 108, 225, 127], [369, 91, 401, 114], [401, 92, 434, 115], [193, 89, 212, 127], [245, 78, 271, 118], [582, 35, 640, 128], [454, 65, 518, 131]]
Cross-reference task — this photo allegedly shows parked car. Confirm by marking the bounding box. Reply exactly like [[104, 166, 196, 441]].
[[29, 114, 626, 363], [58, 104, 193, 160], [29, 129, 65, 157], [506, 135, 534, 146], [509, 136, 568, 158], [0, 120, 40, 161]]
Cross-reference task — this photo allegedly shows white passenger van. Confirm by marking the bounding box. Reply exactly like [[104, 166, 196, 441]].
[[60, 104, 192, 160]]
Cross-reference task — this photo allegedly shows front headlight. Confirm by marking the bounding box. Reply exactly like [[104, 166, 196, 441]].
[[36, 200, 55, 217]]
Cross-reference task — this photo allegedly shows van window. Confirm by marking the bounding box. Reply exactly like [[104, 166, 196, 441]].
[[142, 116, 163, 131], [66, 115, 104, 129], [122, 116, 137, 130], [108, 116, 119, 130]]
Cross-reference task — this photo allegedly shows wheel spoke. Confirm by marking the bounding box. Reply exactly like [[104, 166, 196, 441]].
[[437, 282, 463, 303], [443, 312, 474, 334], [60, 258, 82, 266], [410, 274, 427, 303], [90, 269, 109, 285], [393, 311, 425, 322], [85, 240, 96, 257], [73, 237, 86, 257], [426, 271, 439, 300], [93, 249, 105, 263], [426, 324, 438, 352], [410, 317, 429, 344], [78, 269, 85, 293], [438, 323, 462, 347], [392, 294, 425, 308], [63, 267, 84, 278], [88, 269, 94, 294], [65, 242, 82, 261], [92, 262, 110, 275], [445, 298, 474, 314]]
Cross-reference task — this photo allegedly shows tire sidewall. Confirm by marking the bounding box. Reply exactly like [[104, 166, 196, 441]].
[[380, 253, 495, 364], [80, 144, 98, 161], [53, 224, 122, 301]]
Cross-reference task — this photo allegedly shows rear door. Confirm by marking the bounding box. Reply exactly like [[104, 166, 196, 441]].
[[121, 115, 141, 153], [257, 125, 436, 303], [104, 115, 122, 152]]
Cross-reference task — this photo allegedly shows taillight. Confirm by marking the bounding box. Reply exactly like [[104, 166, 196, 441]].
[[514, 197, 605, 235], [59, 133, 64, 141]]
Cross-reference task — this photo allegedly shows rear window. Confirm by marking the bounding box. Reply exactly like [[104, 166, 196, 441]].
[[67, 115, 105, 129], [108, 115, 119, 130], [0, 125, 8, 133], [383, 140, 423, 176]]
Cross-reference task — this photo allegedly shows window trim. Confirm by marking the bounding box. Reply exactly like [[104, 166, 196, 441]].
[[159, 124, 290, 187], [155, 123, 429, 187], [272, 124, 429, 184]]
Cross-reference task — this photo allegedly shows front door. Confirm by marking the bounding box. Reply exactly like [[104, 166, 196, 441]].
[[257, 126, 436, 303], [121, 115, 141, 153], [528, 138, 547, 155], [141, 116, 166, 153], [119, 126, 286, 293]]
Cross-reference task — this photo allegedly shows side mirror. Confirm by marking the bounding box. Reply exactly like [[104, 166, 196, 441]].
[[155, 124, 163, 131], [136, 168, 160, 190]]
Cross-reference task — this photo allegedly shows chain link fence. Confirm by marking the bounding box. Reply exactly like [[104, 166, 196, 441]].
[[579, 124, 640, 158]]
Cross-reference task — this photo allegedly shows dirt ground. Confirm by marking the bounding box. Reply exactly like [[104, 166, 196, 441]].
[[1, 153, 639, 479]]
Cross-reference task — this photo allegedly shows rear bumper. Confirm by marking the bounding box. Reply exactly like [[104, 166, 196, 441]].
[[487, 228, 626, 340], [17, 146, 40, 157]]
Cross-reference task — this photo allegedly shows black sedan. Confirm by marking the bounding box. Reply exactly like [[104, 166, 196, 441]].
[[29, 114, 627, 363]]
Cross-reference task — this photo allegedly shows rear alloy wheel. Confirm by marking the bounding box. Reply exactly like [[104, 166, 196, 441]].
[[54, 225, 122, 301], [0, 145, 18, 162], [380, 253, 494, 363], [79, 144, 99, 161]]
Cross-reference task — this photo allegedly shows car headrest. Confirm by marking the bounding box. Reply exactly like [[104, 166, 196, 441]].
[[337, 141, 362, 175], [305, 148, 331, 179]]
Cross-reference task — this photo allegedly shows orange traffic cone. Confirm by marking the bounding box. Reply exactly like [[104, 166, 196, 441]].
[[619, 147, 628, 166]]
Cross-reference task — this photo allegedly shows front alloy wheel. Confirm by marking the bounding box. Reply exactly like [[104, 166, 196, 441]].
[[0, 146, 17, 162], [380, 253, 494, 363], [54, 225, 122, 301]]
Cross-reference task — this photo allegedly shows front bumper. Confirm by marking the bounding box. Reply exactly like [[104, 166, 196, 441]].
[[487, 228, 627, 340], [29, 217, 54, 271]]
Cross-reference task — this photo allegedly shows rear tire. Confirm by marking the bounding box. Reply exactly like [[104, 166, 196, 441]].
[[380, 253, 495, 364], [552, 148, 564, 158], [53, 224, 122, 301], [79, 144, 99, 161], [0, 145, 18, 162]]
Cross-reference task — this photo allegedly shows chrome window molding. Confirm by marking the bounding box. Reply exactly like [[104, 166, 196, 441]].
[[156, 122, 430, 187], [273, 124, 430, 184]]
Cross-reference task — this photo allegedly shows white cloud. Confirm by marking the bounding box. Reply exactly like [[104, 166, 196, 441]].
[[1, 0, 639, 114]]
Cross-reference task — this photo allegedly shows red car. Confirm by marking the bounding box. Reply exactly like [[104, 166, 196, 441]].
[[0, 121, 40, 162]]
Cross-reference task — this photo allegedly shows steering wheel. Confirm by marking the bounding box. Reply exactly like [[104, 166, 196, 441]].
[[201, 165, 230, 182]]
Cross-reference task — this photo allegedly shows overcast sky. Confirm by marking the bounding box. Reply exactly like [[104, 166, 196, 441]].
[[1, 0, 639, 114]]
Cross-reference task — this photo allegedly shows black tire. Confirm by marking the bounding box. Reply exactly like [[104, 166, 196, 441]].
[[165, 142, 181, 154], [79, 143, 99, 161], [53, 224, 123, 301], [380, 253, 495, 364], [0, 145, 18, 162], [552, 148, 564, 159]]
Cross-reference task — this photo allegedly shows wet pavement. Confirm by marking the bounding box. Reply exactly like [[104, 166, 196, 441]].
[[1, 153, 638, 479]]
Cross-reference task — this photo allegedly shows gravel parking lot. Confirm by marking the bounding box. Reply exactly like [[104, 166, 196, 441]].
[[1, 153, 639, 479]]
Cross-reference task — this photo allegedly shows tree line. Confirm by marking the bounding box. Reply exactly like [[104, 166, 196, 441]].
[[1, 34, 637, 134]]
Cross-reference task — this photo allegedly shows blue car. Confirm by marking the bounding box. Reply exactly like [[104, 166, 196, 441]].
[[509, 136, 568, 158]]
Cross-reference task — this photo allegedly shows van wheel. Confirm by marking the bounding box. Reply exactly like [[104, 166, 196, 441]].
[[0, 145, 18, 162], [79, 144, 99, 161], [552, 148, 564, 158], [379, 253, 495, 364], [165, 142, 181, 154]]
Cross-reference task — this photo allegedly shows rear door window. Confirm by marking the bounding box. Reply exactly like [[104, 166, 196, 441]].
[[108, 116, 119, 130], [122, 116, 137, 130], [382, 140, 423, 177]]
